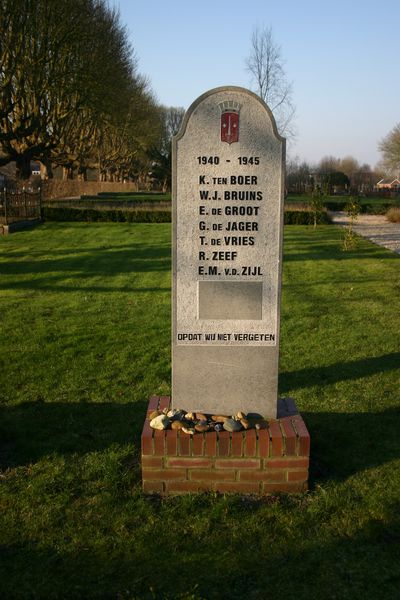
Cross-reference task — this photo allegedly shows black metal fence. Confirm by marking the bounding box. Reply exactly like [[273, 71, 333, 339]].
[[0, 188, 42, 225]]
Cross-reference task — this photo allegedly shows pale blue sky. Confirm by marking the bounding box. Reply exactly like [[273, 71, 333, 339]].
[[116, 0, 400, 168]]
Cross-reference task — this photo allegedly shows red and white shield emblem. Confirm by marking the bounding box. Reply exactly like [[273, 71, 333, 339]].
[[221, 111, 239, 144]]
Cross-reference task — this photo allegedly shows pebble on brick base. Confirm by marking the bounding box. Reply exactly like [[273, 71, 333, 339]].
[[141, 396, 310, 495]]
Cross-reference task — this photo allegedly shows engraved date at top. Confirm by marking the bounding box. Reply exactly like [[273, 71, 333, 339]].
[[197, 156, 220, 165], [197, 156, 260, 165], [238, 156, 260, 165]]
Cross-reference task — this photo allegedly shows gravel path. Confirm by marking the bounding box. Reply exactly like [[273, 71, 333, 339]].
[[330, 212, 400, 255]]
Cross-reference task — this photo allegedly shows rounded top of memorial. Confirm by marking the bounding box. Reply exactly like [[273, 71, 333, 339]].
[[175, 85, 285, 144]]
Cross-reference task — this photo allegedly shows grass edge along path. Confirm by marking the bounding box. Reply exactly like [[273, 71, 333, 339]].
[[0, 222, 399, 600]]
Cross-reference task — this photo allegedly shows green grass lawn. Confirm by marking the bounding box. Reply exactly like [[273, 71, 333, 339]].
[[1, 222, 399, 599]]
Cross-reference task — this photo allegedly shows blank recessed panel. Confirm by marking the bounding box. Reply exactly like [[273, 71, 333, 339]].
[[198, 281, 263, 320]]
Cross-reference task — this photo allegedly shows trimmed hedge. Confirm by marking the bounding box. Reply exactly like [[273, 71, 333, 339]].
[[42, 206, 171, 223], [80, 192, 171, 202], [44, 206, 332, 225], [324, 201, 395, 214], [44, 200, 171, 210], [97, 191, 170, 198], [286, 196, 399, 215], [284, 210, 331, 225]]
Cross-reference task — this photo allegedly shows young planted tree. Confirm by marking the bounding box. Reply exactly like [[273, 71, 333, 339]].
[[310, 190, 324, 228], [342, 197, 360, 251]]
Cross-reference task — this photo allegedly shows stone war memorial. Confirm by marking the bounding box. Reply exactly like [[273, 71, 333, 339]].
[[141, 86, 310, 494]]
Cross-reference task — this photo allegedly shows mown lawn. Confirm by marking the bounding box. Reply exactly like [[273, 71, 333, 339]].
[[1, 222, 399, 600]]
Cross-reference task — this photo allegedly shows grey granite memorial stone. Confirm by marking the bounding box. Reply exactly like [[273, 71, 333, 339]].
[[172, 86, 285, 418]]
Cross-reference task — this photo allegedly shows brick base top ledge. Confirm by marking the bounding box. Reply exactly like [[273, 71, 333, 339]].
[[141, 396, 310, 495]]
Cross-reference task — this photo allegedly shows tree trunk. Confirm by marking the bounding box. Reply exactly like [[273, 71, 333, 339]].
[[62, 166, 74, 180], [77, 167, 87, 181], [40, 159, 53, 180], [15, 155, 32, 180]]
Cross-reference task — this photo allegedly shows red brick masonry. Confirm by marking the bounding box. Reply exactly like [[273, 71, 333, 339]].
[[141, 396, 310, 495]]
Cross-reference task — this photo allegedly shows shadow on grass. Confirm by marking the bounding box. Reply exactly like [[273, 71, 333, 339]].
[[0, 242, 171, 292], [279, 352, 400, 482], [1, 499, 399, 599], [305, 407, 400, 483], [0, 400, 147, 470], [0, 279, 171, 293], [283, 227, 399, 261], [1, 400, 399, 486], [279, 352, 400, 392], [284, 248, 398, 262]]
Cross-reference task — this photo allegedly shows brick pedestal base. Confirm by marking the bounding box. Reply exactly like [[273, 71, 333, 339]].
[[141, 396, 310, 495]]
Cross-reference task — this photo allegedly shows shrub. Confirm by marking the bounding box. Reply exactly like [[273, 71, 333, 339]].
[[386, 207, 400, 223]]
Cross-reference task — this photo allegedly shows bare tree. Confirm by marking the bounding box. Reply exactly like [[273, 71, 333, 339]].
[[318, 156, 340, 175], [0, 0, 160, 180], [379, 123, 400, 177], [339, 156, 360, 180], [246, 26, 296, 138], [163, 107, 185, 141], [286, 156, 313, 193]]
